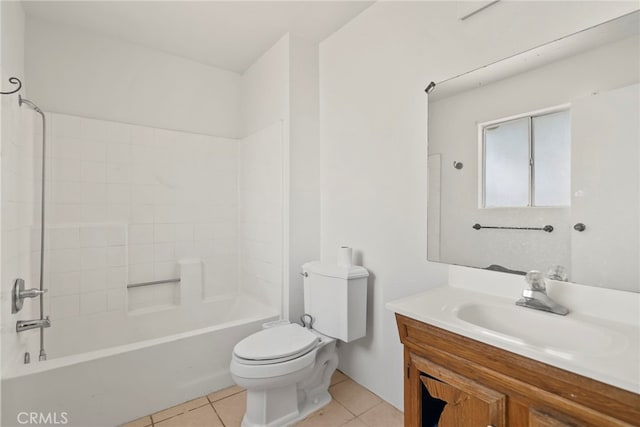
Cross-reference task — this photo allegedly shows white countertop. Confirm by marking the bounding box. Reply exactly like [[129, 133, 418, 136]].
[[386, 286, 640, 394]]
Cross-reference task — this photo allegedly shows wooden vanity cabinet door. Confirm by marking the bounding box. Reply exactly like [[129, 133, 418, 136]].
[[420, 375, 502, 426], [415, 356, 506, 427]]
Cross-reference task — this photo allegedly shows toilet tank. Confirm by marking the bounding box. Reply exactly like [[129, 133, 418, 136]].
[[302, 261, 369, 342]]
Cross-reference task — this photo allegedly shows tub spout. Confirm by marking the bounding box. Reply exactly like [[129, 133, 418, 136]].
[[16, 316, 51, 333]]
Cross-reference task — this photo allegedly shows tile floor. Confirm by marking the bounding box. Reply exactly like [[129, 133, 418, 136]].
[[123, 370, 403, 427]]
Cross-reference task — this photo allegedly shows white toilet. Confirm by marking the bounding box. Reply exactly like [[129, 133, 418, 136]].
[[230, 261, 369, 427]]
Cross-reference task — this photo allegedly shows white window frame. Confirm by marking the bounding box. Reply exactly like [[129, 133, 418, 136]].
[[478, 103, 571, 209]]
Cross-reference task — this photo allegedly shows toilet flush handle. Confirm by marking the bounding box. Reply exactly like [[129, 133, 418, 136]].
[[300, 314, 314, 329]]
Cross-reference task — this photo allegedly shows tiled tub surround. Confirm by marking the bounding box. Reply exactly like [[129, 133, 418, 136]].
[[41, 113, 286, 317], [45, 113, 240, 302]]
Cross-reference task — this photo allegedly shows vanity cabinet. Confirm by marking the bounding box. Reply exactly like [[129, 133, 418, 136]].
[[418, 362, 505, 427], [396, 314, 640, 427]]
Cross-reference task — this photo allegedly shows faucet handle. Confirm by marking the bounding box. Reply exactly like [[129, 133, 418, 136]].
[[19, 287, 47, 299], [546, 265, 568, 281], [525, 270, 546, 291]]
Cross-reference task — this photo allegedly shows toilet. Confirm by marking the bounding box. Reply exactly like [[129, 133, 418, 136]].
[[230, 261, 369, 427]]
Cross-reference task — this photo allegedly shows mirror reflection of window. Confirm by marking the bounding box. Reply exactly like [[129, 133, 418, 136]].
[[533, 110, 571, 206], [484, 117, 530, 207], [482, 109, 571, 208]]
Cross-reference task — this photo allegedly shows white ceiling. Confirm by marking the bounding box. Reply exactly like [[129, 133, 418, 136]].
[[22, 1, 374, 73]]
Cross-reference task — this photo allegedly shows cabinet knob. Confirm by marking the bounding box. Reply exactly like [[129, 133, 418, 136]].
[[573, 222, 586, 232]]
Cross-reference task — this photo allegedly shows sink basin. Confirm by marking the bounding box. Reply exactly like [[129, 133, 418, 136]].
[[455, 303, 626, 356], [386, 286, 639, 393]]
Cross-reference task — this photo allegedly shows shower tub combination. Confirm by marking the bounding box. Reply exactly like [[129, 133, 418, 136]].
[[1, 86, 285, 426], [2, 261, 279, 427]]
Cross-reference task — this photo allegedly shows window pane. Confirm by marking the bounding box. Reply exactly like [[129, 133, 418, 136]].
[[484, 117, 530, 207], [533, 110, 571, 206]]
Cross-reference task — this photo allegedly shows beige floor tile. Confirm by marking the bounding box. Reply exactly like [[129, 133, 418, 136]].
[[207, 384, 245, 403], [343, 418, 369, 427], [296, 400, 355, 427], [155, 405, 223, 427], [330, 379, 382, 416], [212, 391, 247, 426], [358, 402, 404, 427], [152, 396, 210, 423], [120, 415, 152, 427], [330, 370, 348, 386]]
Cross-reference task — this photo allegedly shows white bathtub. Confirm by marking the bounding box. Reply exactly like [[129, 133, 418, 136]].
[[1, 294, 278, 427]]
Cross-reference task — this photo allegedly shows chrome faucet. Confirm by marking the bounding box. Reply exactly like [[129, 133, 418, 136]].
[[16, 316, 51, 333], [516, 271, 569, 315]]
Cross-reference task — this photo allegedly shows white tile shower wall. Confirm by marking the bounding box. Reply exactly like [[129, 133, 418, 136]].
[[45, 224, 128, 319], [0, 110, 38, 370], [238, 122, 284, 311], [45, 113, 239, 312], [1, 0, 39, 372]]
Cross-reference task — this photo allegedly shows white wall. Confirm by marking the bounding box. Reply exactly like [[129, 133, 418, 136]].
[[1, 0, 39, 373], [240, 35, 290, 138], [319, 0, 638, 409], [288, 36, 320, 324], [25, 18, 241, 138]]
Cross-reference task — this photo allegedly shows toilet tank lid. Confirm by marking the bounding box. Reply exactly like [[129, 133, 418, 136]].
[[302, 261, 369, 279]]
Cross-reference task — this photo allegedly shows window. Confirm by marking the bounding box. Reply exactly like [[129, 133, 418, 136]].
[[481, 108, 571, 208]]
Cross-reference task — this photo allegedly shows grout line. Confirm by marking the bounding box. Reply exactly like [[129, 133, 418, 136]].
[[357, 402, 383, 421], [188, 399, 212, 411], [332, 371, 349, 386], [150, 410, 183, 424], [332, 398, 359, 418], [207, 388, 245, 404], [210, 402, 226, 427]]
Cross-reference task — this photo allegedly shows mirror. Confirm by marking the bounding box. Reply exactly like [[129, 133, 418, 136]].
[[427, 11, 639, 292]]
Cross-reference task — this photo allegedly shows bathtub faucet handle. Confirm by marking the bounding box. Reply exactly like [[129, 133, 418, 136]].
[[20, 287, 47, 299]]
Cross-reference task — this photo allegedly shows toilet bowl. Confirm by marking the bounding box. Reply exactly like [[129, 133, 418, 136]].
[[229, 261, 368, 427], [230, 323, 338, 427]]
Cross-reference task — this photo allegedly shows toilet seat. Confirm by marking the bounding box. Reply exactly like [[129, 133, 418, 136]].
[[233, 324, 320, 366]]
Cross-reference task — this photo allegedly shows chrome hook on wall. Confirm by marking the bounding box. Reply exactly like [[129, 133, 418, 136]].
[[0, 77, 22, 95]]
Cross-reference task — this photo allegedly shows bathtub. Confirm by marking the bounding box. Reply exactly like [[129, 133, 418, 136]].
[[1, 293, 279, 427]]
